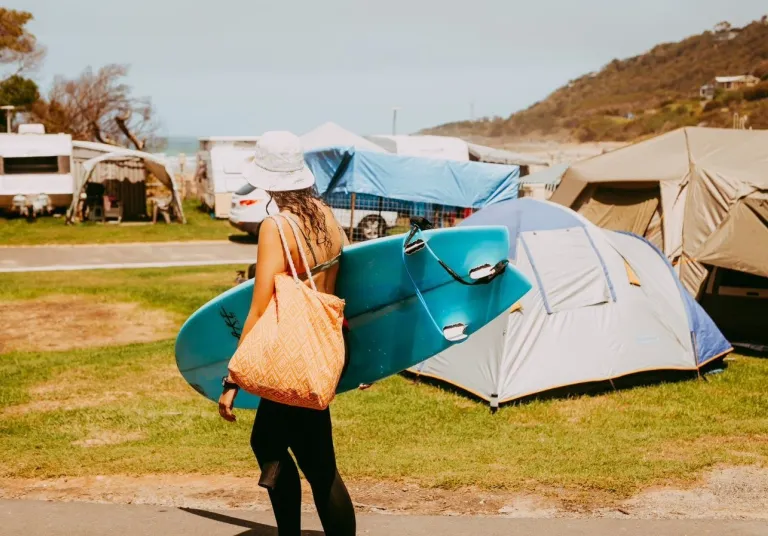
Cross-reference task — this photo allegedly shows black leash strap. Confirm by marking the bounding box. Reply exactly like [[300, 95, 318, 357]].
[[403, 222, 508, 286]]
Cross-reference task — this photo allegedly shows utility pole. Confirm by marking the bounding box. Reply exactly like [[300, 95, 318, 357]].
[[391, 107, 400, 135], [1, 105, 15, 133]]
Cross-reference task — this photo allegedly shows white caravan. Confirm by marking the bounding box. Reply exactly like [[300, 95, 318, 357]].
[[0, 124, 74, 215], [195, 136, 260, 218]]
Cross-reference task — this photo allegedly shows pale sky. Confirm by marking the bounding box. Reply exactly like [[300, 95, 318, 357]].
[[11, 0, 767, 138]]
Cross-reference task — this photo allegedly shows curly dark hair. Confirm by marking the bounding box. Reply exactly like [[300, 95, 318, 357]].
[[266, 187, 332, 252]]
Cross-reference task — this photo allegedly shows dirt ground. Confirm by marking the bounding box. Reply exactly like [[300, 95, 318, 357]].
[[0, 295, 178, 354], [0, 466, 765, 519]]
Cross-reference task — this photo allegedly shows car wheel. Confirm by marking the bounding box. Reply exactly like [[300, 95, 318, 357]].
[[357, 215, 387, 241]]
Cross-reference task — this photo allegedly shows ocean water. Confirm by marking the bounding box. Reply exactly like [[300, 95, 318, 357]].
[[160, 136, 199, 155], [150, 136, 199, 175]]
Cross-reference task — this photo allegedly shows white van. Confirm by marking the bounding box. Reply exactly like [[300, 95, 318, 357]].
[[0, 124, 74, 215], [195, 136, 260, 218]]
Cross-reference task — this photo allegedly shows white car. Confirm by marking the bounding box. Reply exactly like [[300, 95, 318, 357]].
[[229, 184, 399, 241], [228, 183, 277, 236]]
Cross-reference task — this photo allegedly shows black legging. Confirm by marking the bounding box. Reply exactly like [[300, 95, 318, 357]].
[[251, 399, 356, 536]]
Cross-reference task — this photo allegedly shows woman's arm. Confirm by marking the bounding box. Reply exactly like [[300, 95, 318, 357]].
[[219, 217, 286, 422], [238, 218, 286, 347]]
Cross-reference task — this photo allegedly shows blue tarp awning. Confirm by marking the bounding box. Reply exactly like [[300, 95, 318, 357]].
[[305, 147, 520, 208]]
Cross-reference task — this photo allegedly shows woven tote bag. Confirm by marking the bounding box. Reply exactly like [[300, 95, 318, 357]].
[[228, 215, 346, 410]]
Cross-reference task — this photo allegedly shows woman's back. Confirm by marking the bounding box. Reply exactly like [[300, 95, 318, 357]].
[[276, 200, 347, 296]]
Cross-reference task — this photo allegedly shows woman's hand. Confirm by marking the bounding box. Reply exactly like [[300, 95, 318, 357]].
[[218, 388, 237, 422]]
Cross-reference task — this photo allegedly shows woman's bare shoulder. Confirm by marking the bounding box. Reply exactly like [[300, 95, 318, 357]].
[[257, 216, 282, 247]]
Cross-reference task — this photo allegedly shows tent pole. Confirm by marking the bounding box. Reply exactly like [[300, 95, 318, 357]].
[[348, 192, 357, 242]]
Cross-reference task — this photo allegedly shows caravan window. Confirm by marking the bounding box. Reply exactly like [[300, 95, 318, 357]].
[[4, 156, 59, 175], [521, 227, 613, 314]]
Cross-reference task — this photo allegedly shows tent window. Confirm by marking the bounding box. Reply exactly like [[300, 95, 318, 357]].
[[624, 260, 641, 286], [521, 227, 612, 314]]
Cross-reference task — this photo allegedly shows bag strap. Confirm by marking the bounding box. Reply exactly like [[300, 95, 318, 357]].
[[270, 214, 318, 292], [269, 215, 301, 283]]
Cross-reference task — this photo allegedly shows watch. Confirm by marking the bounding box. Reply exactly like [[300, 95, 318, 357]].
[[221, 376, 240, 392]]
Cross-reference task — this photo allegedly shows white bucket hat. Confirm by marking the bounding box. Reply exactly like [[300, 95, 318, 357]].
[[242, 131, 315, 192]]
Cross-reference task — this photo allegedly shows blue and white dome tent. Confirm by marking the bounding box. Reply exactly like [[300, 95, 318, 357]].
[[410, 198, 732, 408]]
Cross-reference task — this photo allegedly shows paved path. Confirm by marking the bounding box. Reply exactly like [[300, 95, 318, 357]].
[[1, 500, 766, 536], [0, 241, 256, 273]]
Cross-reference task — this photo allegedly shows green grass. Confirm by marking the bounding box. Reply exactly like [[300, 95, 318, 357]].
[[1, 267, 767, 499], [0, 265, 237, 318], [0, 200, 245, 245]]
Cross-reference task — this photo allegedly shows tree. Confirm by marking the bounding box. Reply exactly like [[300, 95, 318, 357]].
[[32, 64, 158, 150], [0, 74, 39, 106], [0, 8, 46, 77], [0, 74, 39, 130]]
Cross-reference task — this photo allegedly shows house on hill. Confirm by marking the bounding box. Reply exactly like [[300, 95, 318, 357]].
[[700, 75, 760, 100], [714, 75, 760, 91], [713, 21, 741, 41], [699, 83, 715, 100]]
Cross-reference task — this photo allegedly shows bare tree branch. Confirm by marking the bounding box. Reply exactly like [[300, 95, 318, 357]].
[[31, 64, 159, 149], [115, 110, 145, 150], [91, 121, 118, 146]]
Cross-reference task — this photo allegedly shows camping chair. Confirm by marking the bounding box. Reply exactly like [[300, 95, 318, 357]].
[[151, 196, 174, 224]]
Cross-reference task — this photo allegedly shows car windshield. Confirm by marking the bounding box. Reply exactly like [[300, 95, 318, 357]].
[[235, 183, 256, 195]]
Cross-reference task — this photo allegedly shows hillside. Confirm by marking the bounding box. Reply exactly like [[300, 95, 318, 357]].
[[427, 18, 768, 142]]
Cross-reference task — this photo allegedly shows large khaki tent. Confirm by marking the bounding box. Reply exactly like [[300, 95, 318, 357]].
[[550, 127, 768, 297]]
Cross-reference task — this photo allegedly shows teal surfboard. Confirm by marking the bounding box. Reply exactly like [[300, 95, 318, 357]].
[[175, 225, 531, 409]]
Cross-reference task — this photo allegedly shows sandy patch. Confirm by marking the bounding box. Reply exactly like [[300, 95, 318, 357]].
[[2, 391, 136, 416], [616, 466, 768, 519], [72, 431, 147, 448], [0, 295, 178, 353], [0, 474, 558, 516], [0, 467, 766, 518]]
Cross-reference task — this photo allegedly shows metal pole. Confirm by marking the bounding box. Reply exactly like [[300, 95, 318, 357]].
[[391, 107, 399, 135], [348, 192, 357, 242]]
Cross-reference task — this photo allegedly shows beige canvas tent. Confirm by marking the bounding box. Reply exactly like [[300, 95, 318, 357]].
[[550, 127, 768, 294], [550, 127, 768, 347]]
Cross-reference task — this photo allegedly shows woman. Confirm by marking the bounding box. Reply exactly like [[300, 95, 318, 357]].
[[218, 131, 356, 536]]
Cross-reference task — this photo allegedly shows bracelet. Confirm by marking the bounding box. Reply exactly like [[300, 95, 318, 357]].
[[221, 376, 240, 392]]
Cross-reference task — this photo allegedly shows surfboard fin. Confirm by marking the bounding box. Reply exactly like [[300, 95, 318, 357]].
[[443, 323, 468, 342]]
